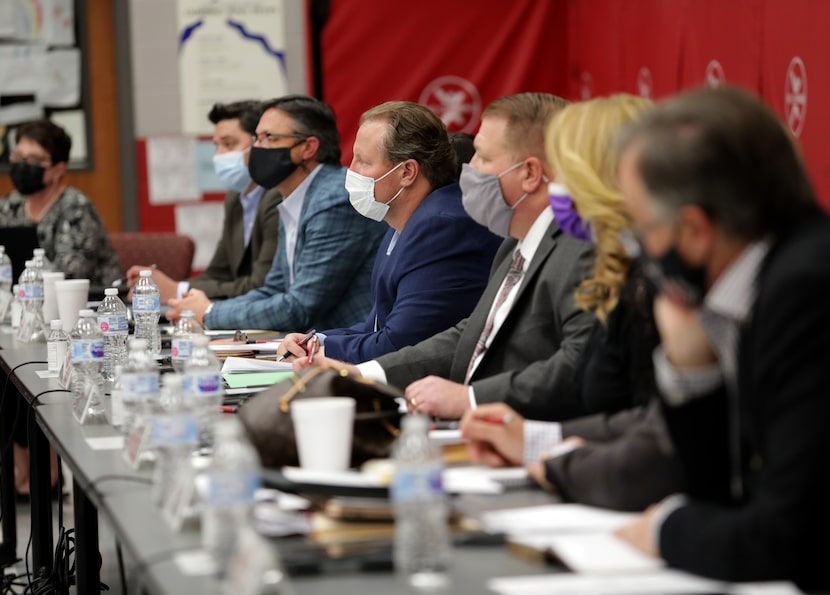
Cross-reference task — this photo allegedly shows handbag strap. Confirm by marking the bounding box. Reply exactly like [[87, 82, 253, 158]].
[[278, 365, 350, 413]]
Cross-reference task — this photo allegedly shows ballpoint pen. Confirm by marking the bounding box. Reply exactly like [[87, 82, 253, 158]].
[[275, 328, 316, 363], [481, 414, 514, 425]]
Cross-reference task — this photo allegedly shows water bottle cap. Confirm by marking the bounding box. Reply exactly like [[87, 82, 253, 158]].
[[129, 338, 148, 350], [24, 260, 33, 267], [139, 269, 153, 277], [34, 248, 45, 256], [79, 309, 95, 317], [50, 320, 62, 329], [401, 414, 429, 432], [181, 309, 195, 317], [104, 287, 118, 296], [191, 334, 209, 346]]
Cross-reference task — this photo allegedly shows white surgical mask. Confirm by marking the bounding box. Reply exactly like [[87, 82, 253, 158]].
[[345, 162, 405, 222], [213, 148, 252, 193]]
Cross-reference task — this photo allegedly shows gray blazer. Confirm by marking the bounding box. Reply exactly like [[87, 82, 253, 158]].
[[376, 220, 595, 421], [189, 187, 281, 299]]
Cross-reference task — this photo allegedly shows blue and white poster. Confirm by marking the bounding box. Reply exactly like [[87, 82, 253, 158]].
[[177, 0, 288, 135]]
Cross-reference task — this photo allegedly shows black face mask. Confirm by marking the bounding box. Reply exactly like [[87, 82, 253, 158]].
[[640, 247, 707, 307], [248, 145, 301, 189], [10, 162, 46, 196]]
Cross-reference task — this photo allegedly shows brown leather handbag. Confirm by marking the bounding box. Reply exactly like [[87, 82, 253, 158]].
[[236, 364, 404, 469]]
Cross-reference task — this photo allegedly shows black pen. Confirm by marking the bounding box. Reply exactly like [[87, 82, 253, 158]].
[[275, 328, 316, 363]]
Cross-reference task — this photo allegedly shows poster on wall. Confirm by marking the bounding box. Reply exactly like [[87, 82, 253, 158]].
[[177, 0, 289, 136]]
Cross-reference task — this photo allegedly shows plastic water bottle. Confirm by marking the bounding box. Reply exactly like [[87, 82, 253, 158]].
[[133, 269, 161, 355], [32, 248, 53, 272], [121, 338, 161, 438], [0, 246, 11, 293], [151, 373, 199, 508], [47, 319, 69, 374], [10, 284, 22, 329], [201, 417, 260, 576], [0, 246, 12, 323], [97, 287, 129, 382], [391, 414, 451, 588], [172, 309, 204, 373], [16, 259, 46, 342], [184, 334, 223, 451], [70, 309, 106, 424]]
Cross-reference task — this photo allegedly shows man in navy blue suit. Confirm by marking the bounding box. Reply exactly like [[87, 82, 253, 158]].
[[279, 101, 501, 363]]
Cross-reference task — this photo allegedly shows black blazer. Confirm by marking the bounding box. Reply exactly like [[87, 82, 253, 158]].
[[658, 212, 830, 590]]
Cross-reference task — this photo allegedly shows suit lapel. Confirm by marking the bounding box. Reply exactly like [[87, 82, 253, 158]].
[[228, 192, 246, 272], [466, 224, 558, 380]]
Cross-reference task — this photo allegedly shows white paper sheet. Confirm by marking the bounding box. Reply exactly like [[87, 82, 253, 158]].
[[488, 571, 804, 595], [221, 356, 293, 373], [443, 466, 531, 494], [147, 137, 199, 204], [177, 0, 288, 135], [481, 503, 637, 535]]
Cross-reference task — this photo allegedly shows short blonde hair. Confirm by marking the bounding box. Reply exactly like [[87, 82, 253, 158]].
[[545, 94, 653, 323]]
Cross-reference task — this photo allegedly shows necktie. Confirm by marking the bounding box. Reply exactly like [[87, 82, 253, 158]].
[[465, 249, 526, 383]]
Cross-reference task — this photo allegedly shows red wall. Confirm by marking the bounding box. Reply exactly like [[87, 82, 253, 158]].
[[321, 0, 830, 210], [136, 0, 830, 231]]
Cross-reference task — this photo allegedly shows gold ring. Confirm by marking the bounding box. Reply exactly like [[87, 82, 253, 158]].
[[410, 397, 417, 408]]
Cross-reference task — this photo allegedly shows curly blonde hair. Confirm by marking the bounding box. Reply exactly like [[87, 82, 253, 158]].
[[545, 94, 653, 323]]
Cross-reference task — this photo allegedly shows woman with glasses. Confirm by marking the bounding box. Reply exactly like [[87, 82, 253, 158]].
[[0, 119, 121, 289]]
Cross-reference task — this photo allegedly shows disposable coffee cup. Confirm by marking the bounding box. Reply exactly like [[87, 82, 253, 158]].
[[291, 397, 356, 471], [55, 279, 90, 331]]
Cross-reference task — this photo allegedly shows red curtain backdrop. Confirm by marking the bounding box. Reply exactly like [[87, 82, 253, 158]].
[[135, 0, 830, 232], [761, 0, 830, 207], [319, 0, 568, 165]]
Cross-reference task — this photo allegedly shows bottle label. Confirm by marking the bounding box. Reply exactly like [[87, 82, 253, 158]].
[[19, 283, 43, 300], [121, 372, 160, 404], [391, 463, 444, 503], [99, 314, 128, 334], [207, 470, 259, 507], [70, 339, 105, 361], [0, 264, 12, 283], [152, 414, 199, 447], [47, 341, 67, 373], [184, 372, 222, 396], [133, 294, 160, 312], [171, 337, 193, 360]]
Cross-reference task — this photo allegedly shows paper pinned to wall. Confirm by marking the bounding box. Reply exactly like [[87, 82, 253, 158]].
[[177, 0, 289, 135], [147, 137, 200, 204], [50, 110, 87, 163], [0, 0, 75, 44], [195, 140, 225, 192], [0, 103, 43, 126], [40, 48, 81, 107], [174, 201, 225, 270]]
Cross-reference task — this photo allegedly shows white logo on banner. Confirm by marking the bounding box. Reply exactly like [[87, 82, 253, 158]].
[[580, 72, 593, 100], [785, 56, 807, 138], [419, 76, 481, 133], [705, 60, 725, 88], [637, 67, 653, 98]]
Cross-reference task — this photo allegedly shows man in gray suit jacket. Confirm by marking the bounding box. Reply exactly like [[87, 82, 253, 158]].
[[307, 93, 595, 422], [128, 100, 281, 301]]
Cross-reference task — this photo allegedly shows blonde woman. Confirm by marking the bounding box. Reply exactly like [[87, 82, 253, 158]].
[[461, 94, 685, 511]]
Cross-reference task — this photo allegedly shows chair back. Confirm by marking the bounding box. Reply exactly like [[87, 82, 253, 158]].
[[109, 232, 195, 280]]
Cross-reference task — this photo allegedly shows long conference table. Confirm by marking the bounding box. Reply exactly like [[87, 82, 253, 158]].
[[0, 329, 556, 594]]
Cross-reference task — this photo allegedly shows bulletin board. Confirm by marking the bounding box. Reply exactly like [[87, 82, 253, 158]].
[[0, 0, 93, 171]]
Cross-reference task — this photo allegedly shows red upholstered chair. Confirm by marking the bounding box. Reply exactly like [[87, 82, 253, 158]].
[[109, 232, 196, 281]]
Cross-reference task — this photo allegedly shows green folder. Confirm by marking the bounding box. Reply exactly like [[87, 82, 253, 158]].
[[223, 371, 295, 389]]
